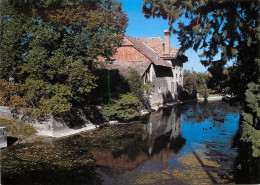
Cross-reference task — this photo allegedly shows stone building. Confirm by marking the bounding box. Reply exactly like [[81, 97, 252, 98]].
[[109, 30, 188, 107]]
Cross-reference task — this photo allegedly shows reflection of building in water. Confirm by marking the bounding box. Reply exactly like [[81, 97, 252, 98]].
[[93, 150, 148, 170], [93, 106, 186, 171], [143, 106, 183, 155]]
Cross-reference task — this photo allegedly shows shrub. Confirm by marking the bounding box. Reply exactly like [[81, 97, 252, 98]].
[[126, 70, 153, 108], [0, 79, 27, 108], [0, 116, 37, 139], [102, 93, 142, 122]]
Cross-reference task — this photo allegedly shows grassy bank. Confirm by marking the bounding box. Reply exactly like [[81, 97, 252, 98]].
[[0, 115, 37, 139]]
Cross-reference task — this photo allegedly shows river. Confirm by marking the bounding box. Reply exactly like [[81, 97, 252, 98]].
[[1, 101, 247, 184]]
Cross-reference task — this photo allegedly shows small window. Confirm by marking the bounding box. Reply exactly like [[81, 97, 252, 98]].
[[158, 86, 161, 93], [163, 43, 165, 52]]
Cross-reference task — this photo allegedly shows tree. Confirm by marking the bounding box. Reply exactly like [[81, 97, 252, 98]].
[[102, 93, 142, 122], [0, 0, 128, 115], [142, 0, 259, 157], [183, 70, 209, 99], [126, 70, 153, 106], [102, 70, 153, 121]]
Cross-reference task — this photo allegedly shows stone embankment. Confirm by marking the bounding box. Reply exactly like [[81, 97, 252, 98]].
[[197, 96, 223, 102], [0, 106, 96, 139], [0, 96, 223, 139]]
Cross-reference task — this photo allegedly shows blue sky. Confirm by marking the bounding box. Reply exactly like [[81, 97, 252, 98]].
[[122, 0, 208, 72]]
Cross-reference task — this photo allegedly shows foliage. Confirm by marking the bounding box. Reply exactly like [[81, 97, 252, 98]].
[[126, 70, 143, 100], [126, 70, 153, 107], [101, 70, 153, 121], [142, 0, 259, 157], [0, 0, 128, 115], [183, 70, 209, 99], [241, 82, 260, 157], [207, 62, 229, 94], [142, 0, 259, 99], [102, 93, 142, 122], [0, 117, 36, 139], [0, 79, 27, 108]]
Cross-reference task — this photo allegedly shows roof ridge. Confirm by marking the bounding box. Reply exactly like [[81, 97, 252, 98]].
[[124, 35, 155, 62], [141, 41, 157, 53], [137, 37, 162, 39], [124, 35, 173, 68]]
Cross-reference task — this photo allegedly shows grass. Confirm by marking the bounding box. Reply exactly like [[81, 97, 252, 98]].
[[0, 115, 37, 139]]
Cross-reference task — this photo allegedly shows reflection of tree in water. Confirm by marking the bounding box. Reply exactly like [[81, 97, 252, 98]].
[[183, 101, 240, 124]]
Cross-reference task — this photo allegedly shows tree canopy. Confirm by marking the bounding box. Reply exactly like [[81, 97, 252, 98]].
[[0, 0, 128, 115], [142, 0, 259, 157], [142, 0, 259, 100]]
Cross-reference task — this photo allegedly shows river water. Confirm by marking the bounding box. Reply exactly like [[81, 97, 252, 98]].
[[1, 101, 244, 184], [94, 101, 241, 184]]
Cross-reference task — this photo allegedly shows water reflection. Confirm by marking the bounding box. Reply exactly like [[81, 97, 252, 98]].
[[95, 101, 242, 184], [93, 106, 187, 172], [94, 102, 241, 171], [1, 101, 244, 184], [143, 106, 185, 155]]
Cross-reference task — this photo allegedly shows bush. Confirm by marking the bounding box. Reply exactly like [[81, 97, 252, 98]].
[[126, 70, 153, 108], [0, 116, 37, 139], [102, 93, 142, 122], [199, 88, 209, 99], [0, 79, 27, 108]]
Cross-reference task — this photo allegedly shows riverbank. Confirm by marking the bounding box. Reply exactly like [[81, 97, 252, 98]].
[[1, 101, 248, 184], [0, 96, 222, 141]]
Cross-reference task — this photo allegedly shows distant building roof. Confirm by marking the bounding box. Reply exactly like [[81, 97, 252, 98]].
[[124, 35, 173, 68], [108, 33, 187, 76], [136, 37, 179, 58]]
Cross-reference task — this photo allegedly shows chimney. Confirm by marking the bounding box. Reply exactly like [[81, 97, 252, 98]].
[[164, 30, 170, 55]]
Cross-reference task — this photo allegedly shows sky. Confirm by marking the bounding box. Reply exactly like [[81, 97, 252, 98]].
[[121, 0, 209, 73]]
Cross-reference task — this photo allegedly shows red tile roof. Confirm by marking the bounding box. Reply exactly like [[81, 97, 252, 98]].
[[124, 35, 173, 68], [109, 60, 151, 76], [108, 34, 187, 76], [136, 37, 179, 58]]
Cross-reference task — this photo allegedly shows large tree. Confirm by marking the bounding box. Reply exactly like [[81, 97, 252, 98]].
[[142, 0, 259, 157], [0, 0, 128, 115]]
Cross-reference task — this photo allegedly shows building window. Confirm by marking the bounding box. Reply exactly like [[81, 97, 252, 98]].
[[158, 86, 161, 93], [163, 43, 165, 52]]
